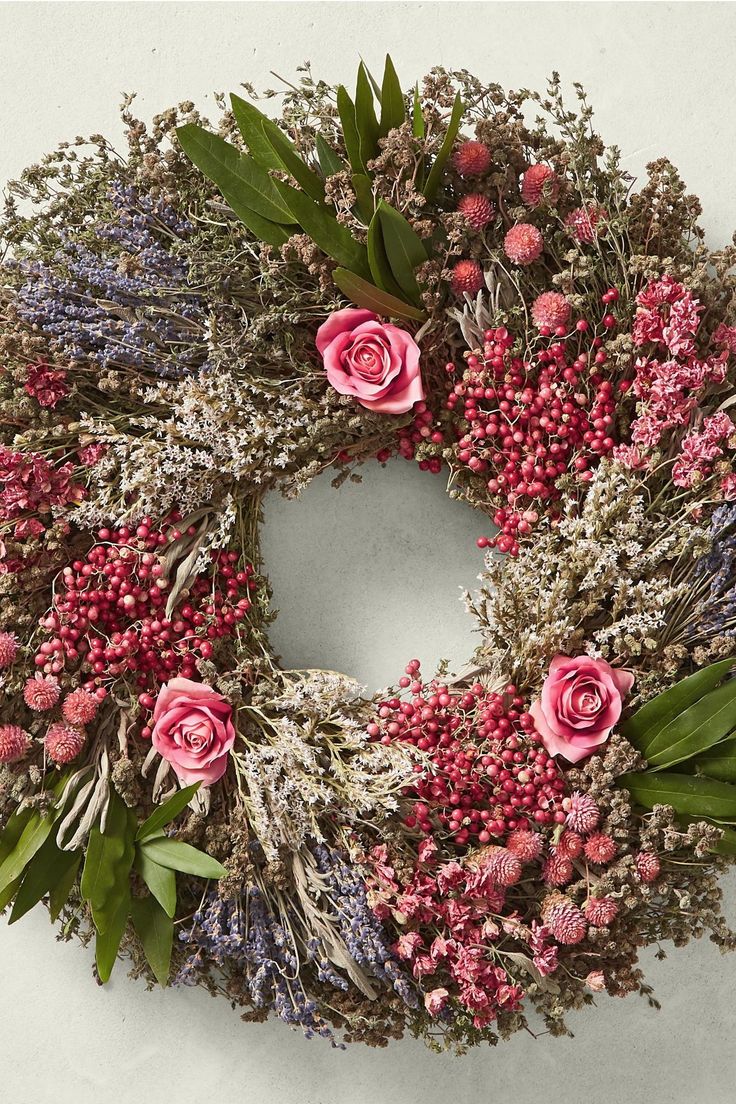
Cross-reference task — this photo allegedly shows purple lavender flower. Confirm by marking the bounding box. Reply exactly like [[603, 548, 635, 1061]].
[[695, 502, 736, 637]]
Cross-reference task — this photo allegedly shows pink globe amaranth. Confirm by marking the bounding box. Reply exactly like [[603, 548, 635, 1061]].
[[316, 308, 425, 415], [530, 655, 634, 764], [151, 676, 236, 786]]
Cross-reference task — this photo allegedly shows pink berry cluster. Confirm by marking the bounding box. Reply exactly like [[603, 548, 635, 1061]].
[[446, 310, 620, 554], [368, 663, 566, 846], [33, 516, 255, 709], [381, 401, 444, 472]]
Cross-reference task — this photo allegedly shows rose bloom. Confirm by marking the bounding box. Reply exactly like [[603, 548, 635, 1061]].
[[151, 676, 236, 785], [316, 308, 424, 414], [530, 655, 634, 763]]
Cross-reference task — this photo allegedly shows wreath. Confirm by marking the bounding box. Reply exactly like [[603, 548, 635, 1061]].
[[1, 57, 736, 1052]]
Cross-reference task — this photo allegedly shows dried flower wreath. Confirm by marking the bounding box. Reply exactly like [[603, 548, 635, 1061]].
[[1, 57, 736, 1051]]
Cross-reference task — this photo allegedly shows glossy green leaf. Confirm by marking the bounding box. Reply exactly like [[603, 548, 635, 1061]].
[[95, 890, 130, 983], [228, 93, 284, 171], [231, 93, 324, 203], [136, 783, 200, 842], [0, 811, 56, 895], [315, 134, 343, 178], [138, 837, 228, 880], [422, 91, 464, 201], [376, 200, 426, 304], [49, 854, 81, 922], [273, 181, 370, 278], [645, 678, 736, 769], [379, 55, 405, 136], [622, 658, 735, 754], [333, 268, 426, 322], [351, 173, 374, 223], [176, 125, 294, 246], [367, 211, 406, 299], [412, 84, 425, 139], [134, 850, 177, 918], [81, 793, 136, 935], [177, 125, 294, 223], [9, 832, 79, 924], [619, 771, 736, 819], [689, 735, 736, 782], [336, 86, 364, 174], [131, 895, 174, 987], [355, 63, 380, 168]]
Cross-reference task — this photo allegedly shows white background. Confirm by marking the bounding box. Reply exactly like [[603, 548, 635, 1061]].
[[2, 3, 736, 1102]]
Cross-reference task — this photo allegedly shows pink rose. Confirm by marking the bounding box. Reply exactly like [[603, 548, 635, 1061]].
[[151, 676, 236, 785], [530, 655, 634, 764], [316, 308, 424, 414]]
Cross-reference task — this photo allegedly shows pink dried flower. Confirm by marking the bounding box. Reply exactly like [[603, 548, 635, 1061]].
[[0, 724, 31, 764], [563, 791, 600, 834], [45, 722, 85, 765], [0, 630, 18, 668], [531, 291, 571, 331], [584, 896, 619, 926], [586, 969, 606, 992], [23, 675, 61, 711], [506, 828, 543, 862], [555, 830, 584, 859], [503, 223, 544, 265], [78, 442, 108, 467], [482, 846, 523, 887], [541, 892, 587, 944], [565, 205, 606, 243], [451, 260, 485, 295], [636, 851, 661, 883], [24, 361, 69, 409], [584, 833, 618, 865], [458, 193, 494, 230], [62, 688, 99, 725], [543, 853, 574, 886], [424, 988, 449, 1016], [453, 140, 492, 177], [521, 164, 559, 207]]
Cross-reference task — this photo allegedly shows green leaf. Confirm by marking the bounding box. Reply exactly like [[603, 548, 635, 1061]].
[[0, 811, 56, 895], [412, 84, 425, 139], [336, 86, 364, 174], [131, 895, 174, 987], [138, 837, 228, 880], [360, 59, 383, 103], [136, 783, 200, 842], [376, 200, 427, 304], [619, 771, 736, 819], [176, 125, 295, 246], [81, 792, 136, 935], [9, 833, 79, 924], [273, 182, 370, 278], [231, 93, 325, 203], [134, 850, 177, 918], [621, 658, 735, 755], [333, 268, 426, 322], [355, 63, 380, 168], [422, 91, 464, 201], [379, 55, 405, 136], [95, 890, 130, 983], [688, 735, 736, 782], [645, 678, 736, 769], [228, 93, 284, 171], [49, 854, 81, 922], [367, 211, 406, 299], [351, 173, 375, 223], [315, 134, 343, 178]]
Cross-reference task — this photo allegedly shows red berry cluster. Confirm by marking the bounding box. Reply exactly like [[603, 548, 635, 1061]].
[[446, 304, 620, 554], [368, 662, 567, 846], [373, 401, 444, 473], [34, 516, 255, 707]]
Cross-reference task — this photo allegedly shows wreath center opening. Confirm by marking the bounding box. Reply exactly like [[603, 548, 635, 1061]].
[[261, 459, 487, 689]]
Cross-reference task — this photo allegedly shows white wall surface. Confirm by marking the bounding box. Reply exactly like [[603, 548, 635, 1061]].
[[1, 3, 736, 1102]]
